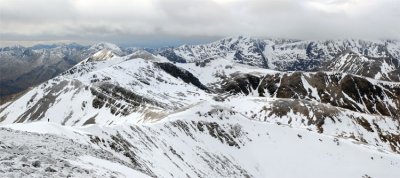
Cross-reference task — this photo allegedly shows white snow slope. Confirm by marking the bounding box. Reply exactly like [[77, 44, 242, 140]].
[[1, 102, 400, 177]]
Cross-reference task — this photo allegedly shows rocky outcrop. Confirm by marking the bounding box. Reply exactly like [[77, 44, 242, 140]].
[[221, 71, 400, 118], [155, 62, 209, 91]]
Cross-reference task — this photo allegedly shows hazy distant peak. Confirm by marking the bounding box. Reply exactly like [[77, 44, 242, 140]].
[[89, 42, 123, 55]]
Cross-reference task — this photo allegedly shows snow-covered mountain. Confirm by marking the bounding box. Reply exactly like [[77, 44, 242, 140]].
[[158, 36, 400, 81], [0, 50, 210, 126], [1, 37, 400, 177], [2, 37, 398, 99]]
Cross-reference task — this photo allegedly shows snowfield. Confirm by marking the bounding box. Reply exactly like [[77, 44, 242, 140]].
[[1, 107, 400, 177]]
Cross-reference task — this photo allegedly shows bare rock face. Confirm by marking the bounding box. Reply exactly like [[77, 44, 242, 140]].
[[220, 73, 261, 95], [155, 62, 209, 91], [221, 71, 400, 118], [90, 83, 164, 116]]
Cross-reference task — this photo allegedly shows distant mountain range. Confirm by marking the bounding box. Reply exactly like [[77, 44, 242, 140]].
[[0, 42, 136, 100], [159, 36, 400, 81], [2, 36, 398, 100]]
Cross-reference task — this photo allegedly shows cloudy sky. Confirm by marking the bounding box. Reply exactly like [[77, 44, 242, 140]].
[[0, 0, 399, 47]]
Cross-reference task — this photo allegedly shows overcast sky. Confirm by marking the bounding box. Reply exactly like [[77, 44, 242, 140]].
[[0, 0, 399, 47]]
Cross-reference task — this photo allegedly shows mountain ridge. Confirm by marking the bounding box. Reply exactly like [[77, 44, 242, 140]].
[[1, 37, 400, 177]]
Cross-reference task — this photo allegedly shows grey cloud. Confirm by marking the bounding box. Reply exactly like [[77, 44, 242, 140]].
[[158, 0, 232, 24], [0, 0, 399, 47], [0, 0, 76, 23]]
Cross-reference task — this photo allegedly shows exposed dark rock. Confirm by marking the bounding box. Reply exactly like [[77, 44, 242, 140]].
[[195, 58, 213, 67], [257, 72, 400, 118], [158, 49, 187, 63], [221, 73, 261, 95], [275, 72, 307, 99], [265, 99, 339, 133], [45, 167, 57, 172], [258, 73, 281, 97], [354, 117, 374, 132], [155, 62, 209, 91], [32, 161, 41, 168], [373, 122, 400, 153], [196, 121, 240, 148], [83, 114, 97, 126], [90, 83, 164, 116]]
